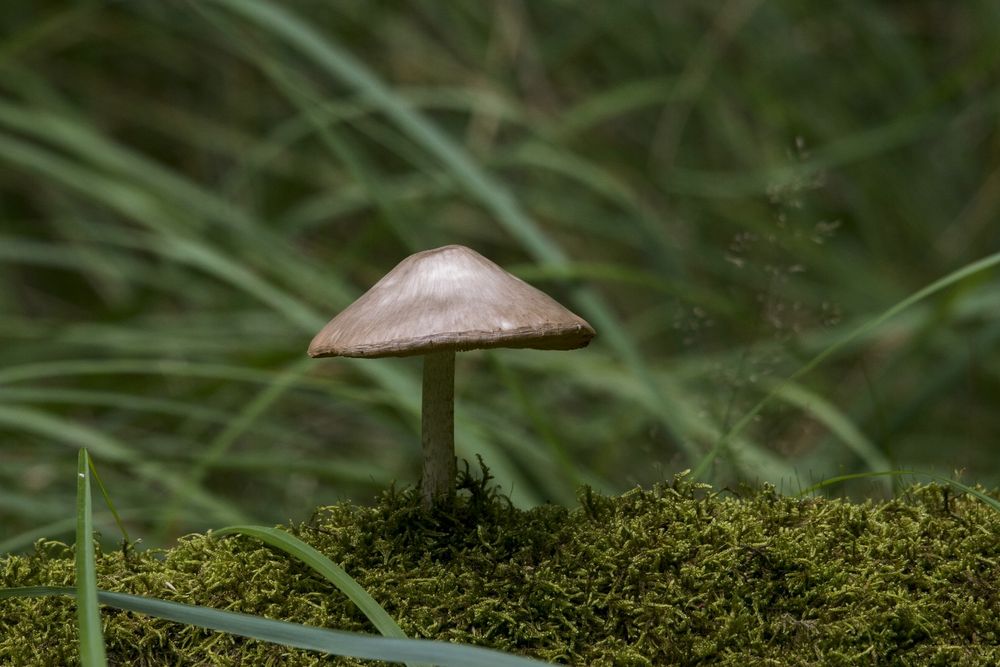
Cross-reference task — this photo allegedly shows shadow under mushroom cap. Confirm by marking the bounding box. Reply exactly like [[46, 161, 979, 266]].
[[308, 245, 596, 358]]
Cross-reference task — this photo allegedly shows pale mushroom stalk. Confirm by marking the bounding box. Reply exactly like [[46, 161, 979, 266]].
[[421, 350, 455, 505], [308, 245, 595, 509]]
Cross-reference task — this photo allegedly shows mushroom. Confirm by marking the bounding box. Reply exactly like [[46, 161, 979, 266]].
[[308, 245, 595, 507]]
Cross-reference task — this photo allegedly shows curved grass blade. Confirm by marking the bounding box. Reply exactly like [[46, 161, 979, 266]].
[[0, 587, 550, 666], [797, 470, 1000, 514], [213, 526, 407, 639], [764, 380, 892, 475], [86, 455, 131, 546], [75, 449, 108, 666], [693, 251, 1000, 480]]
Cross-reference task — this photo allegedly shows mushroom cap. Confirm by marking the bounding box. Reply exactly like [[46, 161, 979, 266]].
[[308, 245, 595, 358]]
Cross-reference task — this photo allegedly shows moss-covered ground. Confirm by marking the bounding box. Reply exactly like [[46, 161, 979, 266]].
[[2, 473, 998, 666]]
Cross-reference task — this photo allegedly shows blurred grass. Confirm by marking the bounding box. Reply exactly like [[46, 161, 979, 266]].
[[1, 1, 998, 548]]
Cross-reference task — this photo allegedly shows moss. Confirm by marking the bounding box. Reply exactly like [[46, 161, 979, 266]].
[[2, 473, 999, 665]]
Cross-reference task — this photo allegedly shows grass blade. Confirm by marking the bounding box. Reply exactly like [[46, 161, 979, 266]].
[[693, 250, 1000, 480], [75, 449, 107, 666], [765, 380, 892, 474], [0, 587, 550, 666], [214, 526, 408, 639], [797, 470, 1000, 513], [86, 455, 131, 546]]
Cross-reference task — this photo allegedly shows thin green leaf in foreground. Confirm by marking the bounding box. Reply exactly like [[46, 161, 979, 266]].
[[798, 470, 1000, 514], [75, 449, 108, 666], [214, 526, 406, 638], [0, 587, 550, 667]]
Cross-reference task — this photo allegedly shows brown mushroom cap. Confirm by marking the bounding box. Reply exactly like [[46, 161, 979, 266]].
[[308, 245, 595, 358]]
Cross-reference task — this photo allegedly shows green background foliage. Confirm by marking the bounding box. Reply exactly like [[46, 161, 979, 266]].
[[1, 1, 999, 549]]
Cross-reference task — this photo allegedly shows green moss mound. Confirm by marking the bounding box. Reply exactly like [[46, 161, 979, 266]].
[[2, 474, 999, 665]]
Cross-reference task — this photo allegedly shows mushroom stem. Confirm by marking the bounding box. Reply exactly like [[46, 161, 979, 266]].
[[421, 350, 455, 508]]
